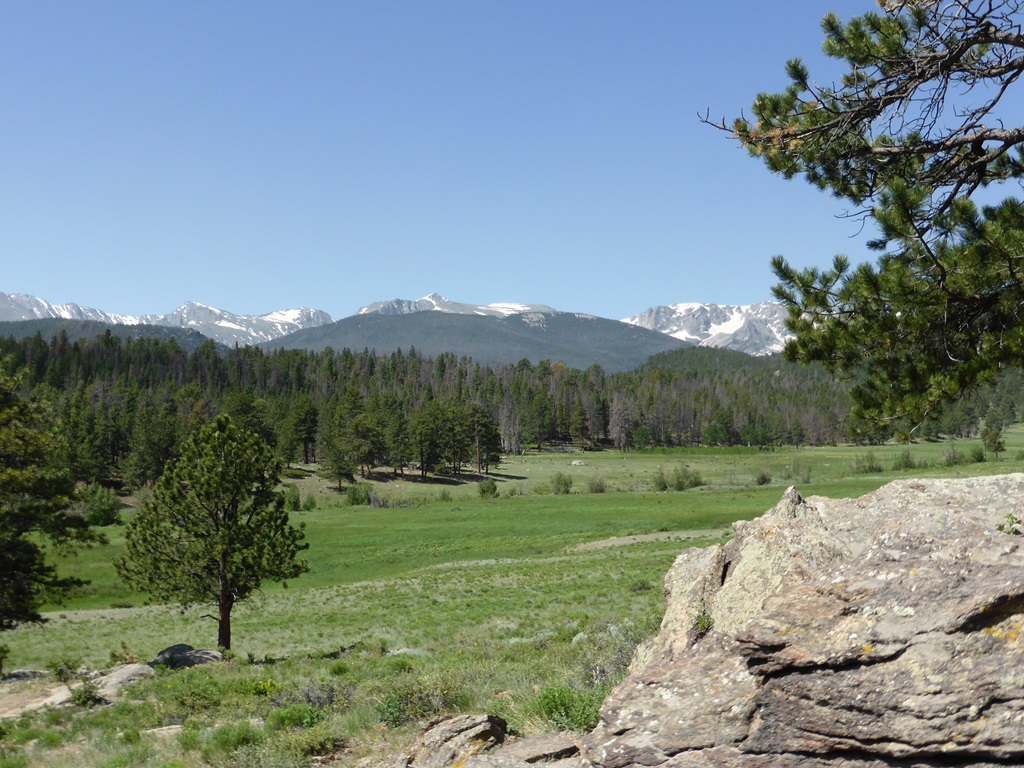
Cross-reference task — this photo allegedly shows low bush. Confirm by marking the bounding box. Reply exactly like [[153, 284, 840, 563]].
[[82, 483, 121, 527], [852, 452, 883, 474], [651, 468, 668, 492], [70, 680, 103, 707], [45, 654, 82, 684], [302, 494, 317, 511], [671, 465, 704, 491], [754, 468, 772, 486], [944, 446, 965, 466], [551, 472, 573, 495], [969, 444, 986, 463], [587, 476, 606, 494], [266, 703, 329, 732], [375, 676, 469, 727], [345, 483, 373, 506], [478, 478, 498, 498], [529, 683, 608, 732], [200, 721, 264, 762], [284, 484, 301, 511], [891, 450, 919, 471]]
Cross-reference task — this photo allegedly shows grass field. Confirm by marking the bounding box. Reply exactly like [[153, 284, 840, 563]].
[[2, 430, 1023, 766]]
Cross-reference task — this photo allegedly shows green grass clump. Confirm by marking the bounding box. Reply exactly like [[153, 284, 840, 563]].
[[200, 720, 265, 762], [375, 675, 469, 727], [528, 683, 608, 731]]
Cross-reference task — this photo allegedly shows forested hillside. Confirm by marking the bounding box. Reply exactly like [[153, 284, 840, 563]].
[[0, 329, 1011, 491]]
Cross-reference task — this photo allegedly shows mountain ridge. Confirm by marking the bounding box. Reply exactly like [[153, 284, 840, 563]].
[[0, 291, 793, 356]]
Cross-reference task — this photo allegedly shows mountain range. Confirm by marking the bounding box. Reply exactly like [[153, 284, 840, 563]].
[[0, 291, 793, 369]]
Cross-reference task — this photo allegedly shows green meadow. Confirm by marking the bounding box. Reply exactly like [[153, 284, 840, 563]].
[[3, 432, 1023, 767]]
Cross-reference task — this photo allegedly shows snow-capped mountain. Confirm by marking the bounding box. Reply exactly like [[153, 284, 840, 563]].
[[136, 303, 333, 346], [1, 290, 793, 356], [0, 293, 332, 347], [0, 292, 139, 325], [622, 302, 792, 356], [357, 293, 557, 318]]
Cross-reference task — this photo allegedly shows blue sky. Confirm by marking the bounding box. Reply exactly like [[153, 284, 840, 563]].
[[3, 1, 883, 321]]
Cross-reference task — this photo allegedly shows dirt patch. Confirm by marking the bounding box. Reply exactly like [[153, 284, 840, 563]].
[[570, 529, 729, 552], [0, 676, 68, 719]]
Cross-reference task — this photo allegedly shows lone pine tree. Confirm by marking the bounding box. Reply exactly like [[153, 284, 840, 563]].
[[116, 415, 308, 650]]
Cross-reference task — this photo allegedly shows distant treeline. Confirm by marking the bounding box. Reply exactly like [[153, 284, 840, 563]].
[[0, 329, 1015, 489]]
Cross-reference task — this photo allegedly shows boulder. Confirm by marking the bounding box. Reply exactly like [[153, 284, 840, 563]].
[[390, 714, 508, 768], [580, 475, 1024, 768], [149, 644, 224, 670], [95, 663, 155, 702]]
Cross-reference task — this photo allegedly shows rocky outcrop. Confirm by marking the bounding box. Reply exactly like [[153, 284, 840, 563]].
[[390, 714, 509, 768], [579, 475, 1024, 767]]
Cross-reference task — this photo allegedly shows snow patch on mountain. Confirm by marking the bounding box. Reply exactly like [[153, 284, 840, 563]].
[[0, 293, 333, 347], [356, 293, 557, 318], [622, 301, 792, 356]]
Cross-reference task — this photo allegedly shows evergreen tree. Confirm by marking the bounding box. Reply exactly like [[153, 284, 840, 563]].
[[0, 363, 96, 632], [714, 1, 1024, 428], [115, 416, 308, 650]]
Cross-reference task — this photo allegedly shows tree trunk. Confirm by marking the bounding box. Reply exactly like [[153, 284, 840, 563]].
[[218, 593, 233, 650]]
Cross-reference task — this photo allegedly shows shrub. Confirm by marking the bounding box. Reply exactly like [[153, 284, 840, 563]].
[[200, 721, 264, 762], [151, 667, 224, 715], [551, 472, 573, 495], [651, 468, 668, 492], [852, 452, 883, 474], [250, 679, 283, 697], [108, 642, 137, 666], [345, 483, 372, 506], [437, 489, 452, 503], [969, 444, 986, 463], [671, 465, 704, 491], [477, 478, 498, 498], [70, 680, 103, 707], [891, 449, 918, 471], [754, 468, 772, 486], [529, 683, 608, 732], [944, 446, 965, 466], [45, 654, 83, 684], [586, 476, 606, 494], [375, 676, 469, 727], [284, 484, 301, 511], [266, 703, 329, 732], [302, 494, 317, 511], [82, 483, 121, 526]]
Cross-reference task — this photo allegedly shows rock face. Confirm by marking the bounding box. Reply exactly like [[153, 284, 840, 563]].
[[390, 714, 509, 767], [580, 475, 1024, 767]]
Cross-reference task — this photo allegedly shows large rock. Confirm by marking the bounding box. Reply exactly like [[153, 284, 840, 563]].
[[149, 644, 223, 670], [390, 714, 508, 768], [580, 475, 1024, 768]]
